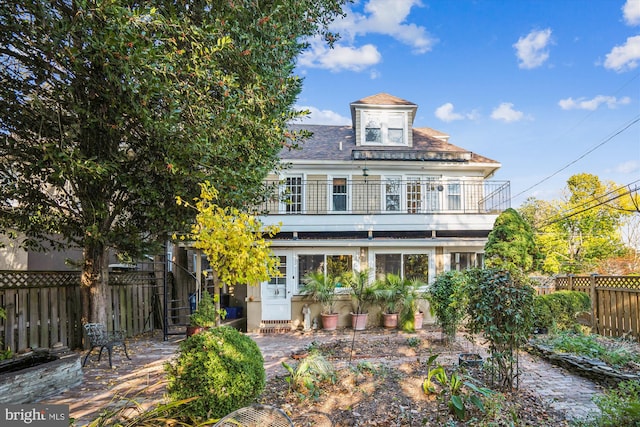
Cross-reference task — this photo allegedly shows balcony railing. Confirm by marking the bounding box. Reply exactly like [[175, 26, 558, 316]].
[[256, 179, 510, 215]]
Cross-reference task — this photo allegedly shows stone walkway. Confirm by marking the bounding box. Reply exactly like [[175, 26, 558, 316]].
[[40, 328, 603, 426]]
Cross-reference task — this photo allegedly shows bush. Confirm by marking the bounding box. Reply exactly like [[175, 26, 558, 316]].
[[464, 268, 535, 390], [426, 271, 467, 341], [165, 326, 265, 421], [592, 380, 640, 427], [534, 291, 590, 331]]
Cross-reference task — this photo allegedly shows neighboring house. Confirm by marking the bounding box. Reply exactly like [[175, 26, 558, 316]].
[[0, 233, 83, 271], [243, 93, 510, 331]]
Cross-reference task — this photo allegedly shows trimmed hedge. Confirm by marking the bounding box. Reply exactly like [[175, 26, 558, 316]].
[[533, 290, 591, 332], [165, 326, 265, 421]]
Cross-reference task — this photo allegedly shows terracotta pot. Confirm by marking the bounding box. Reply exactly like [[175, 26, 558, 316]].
[[414, 311, 424, 330], [321, 313, 339, 331], [382, 312, 398, 329], [351, 312, 368, 331], [186, 325, 207, 337]]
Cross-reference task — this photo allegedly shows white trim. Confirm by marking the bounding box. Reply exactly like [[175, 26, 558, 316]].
[[328, 174, 351, 212]]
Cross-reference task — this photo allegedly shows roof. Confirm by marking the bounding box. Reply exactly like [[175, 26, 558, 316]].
[[282, 124, 499, 165], [350, 93, 416, 106]]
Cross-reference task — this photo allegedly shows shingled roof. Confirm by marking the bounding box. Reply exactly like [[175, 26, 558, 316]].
[[282, 124, 499, 165], [350, 93, 416, 106]]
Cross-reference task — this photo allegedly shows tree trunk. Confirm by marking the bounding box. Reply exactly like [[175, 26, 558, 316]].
[[212, 270, 221, 327], [80, 243, 109, 326]]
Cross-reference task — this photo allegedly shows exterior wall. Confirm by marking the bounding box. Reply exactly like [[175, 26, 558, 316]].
[[247, 292, 435, 332], [306, 174, 327, 213], [0, 235, 28, 270]]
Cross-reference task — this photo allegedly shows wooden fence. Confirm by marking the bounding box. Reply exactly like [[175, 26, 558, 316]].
[[0, 270, 162, 353], [553, 275, 640, 341]]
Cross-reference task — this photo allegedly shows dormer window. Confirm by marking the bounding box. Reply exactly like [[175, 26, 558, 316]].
[[361, 111, 407, 146], [365, 118, 382, 143]]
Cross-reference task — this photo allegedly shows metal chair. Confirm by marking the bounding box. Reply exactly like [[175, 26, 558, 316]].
[[213, 404, 294, 427], [82, 323, 130, 368]]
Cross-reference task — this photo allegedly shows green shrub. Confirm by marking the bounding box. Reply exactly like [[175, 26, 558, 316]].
[[463, 268, 535, 390], [165, 326, 265, 421], [535, 291, 591, 331], [281, 350, 335, 399], [592, 380, 640, 427], [426, 271, 467, 341], [536, 331, 639, 367]]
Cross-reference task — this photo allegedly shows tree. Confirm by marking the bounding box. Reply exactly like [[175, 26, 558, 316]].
[[519, 173, 632, 274], [484, 208, 540, 276], [177, 182, 280, 326], [0, 1, 346, 325]]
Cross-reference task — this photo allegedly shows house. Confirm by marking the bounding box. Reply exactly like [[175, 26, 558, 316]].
[[241, 93, 510, 332]]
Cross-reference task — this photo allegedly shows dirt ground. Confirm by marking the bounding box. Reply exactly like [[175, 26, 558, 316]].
[[260, 333, 571, 426]]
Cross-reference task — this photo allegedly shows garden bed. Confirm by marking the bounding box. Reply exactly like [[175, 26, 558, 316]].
[[0, 348, 83, 404], [527, 333, 640, 387], [260, 333, 571, 426]]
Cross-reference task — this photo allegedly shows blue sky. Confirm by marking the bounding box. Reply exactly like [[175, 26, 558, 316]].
[[293, 0, 640, 207]]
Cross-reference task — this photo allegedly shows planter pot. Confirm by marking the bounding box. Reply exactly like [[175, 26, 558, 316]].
[[321, 313, 339, 331], [351, 312, 368, 331], [414, 311, 424, 330], [382, 312, 398, 329], [459, 353, 483, 368]]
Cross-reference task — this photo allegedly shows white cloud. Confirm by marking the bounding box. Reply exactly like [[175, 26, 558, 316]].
[[336, 0, 437, 54], [435, 103, 463, 122], [298, 0, 436, 72], [293, 105, 351, 125], [298, 40, 382, 72], [604, 35, 640, 72], [491, 103, 525, 122], [615, 160, 640, 174], [513, 28, 553, 69], [558, 95, 632, 110], [623, 0, 640, 25]]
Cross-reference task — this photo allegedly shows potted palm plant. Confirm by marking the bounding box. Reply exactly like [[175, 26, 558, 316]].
[[344, 270, 375, 330], [370, 273, 407, 329], [300, 271, 340, 330], [186, 291, 224, 337], [399, 278, 427, 332]]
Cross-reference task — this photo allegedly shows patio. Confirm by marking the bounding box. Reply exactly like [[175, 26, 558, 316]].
[[40, 327, 603, 426]]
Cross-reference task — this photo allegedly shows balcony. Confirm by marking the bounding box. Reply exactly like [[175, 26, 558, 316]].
[[256, 179, 510, 215]]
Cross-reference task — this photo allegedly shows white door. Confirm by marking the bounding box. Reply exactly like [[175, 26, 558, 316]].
[[261, 253, 293, 321]]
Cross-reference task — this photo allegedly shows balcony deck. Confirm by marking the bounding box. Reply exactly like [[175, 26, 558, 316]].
[[256, 179, 510, 235]]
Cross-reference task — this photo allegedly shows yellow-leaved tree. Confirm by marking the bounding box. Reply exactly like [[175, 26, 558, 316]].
[[177, 181, 281, 326]]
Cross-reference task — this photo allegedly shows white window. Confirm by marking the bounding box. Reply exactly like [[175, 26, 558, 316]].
[[447, 181, 461, 210], [361, 111, 407, 146], [281, 176, 302, 213], [406, 177, 422, 213], [298, 254, 354, 290], [384, 177, 401, 211], [450, 252, 484, 271], [332, 177, 348, 212], [374, 253, 429, 283], [365, 118, 382, 143]]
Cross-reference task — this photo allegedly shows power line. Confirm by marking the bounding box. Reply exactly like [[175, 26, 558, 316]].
[[511, 114, 640, 202], [554, 179, 640, 218], [542, 183, 639, 228]]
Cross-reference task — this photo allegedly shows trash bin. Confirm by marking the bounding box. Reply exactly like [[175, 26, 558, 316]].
[[189, 293, 197, 314]]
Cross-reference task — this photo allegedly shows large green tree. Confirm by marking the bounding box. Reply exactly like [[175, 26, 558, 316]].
[[0, 0, 346, 325], [484, 207, 540, 276], [520, 173, 631, 274]]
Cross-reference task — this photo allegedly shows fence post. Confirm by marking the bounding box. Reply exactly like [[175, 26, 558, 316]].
[[568, 274, 574, 291], [590, 274, 599, 334]]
